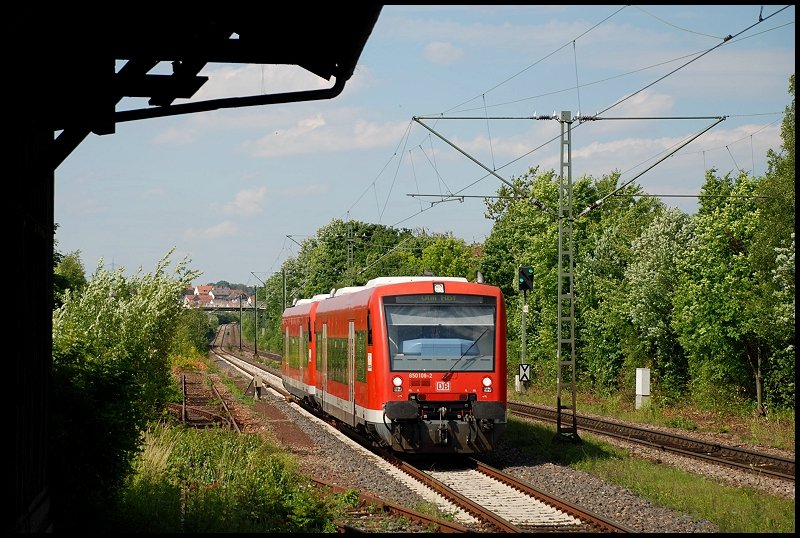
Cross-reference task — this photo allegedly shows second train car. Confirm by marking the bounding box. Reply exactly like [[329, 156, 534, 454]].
[[281, 276, 507, 455]]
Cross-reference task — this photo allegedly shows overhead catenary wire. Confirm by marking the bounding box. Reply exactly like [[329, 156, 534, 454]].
[[595, 5, 791, 118], [341, 6, 634, 228], [407, 6, 790, 221], [412, 115, 554, 215], [441, 5, 629, 116], [726, 145, 742, 173], [483, 94, 496, 171], [345, 119, 415, 220], [324, 6, 791, 268], [575, 116, 728, 218]]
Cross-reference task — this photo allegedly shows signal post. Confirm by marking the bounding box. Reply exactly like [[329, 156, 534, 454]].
[[516, 266, 534, 393]]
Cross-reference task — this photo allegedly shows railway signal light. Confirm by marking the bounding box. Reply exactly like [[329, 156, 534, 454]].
[[518, 266, 534, 291]]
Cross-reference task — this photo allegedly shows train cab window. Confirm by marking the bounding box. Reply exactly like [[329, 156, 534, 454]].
[[384, 294, 495, 372]]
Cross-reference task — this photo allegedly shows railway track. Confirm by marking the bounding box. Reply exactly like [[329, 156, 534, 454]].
[[168, 371, 240, 432], [210, 345, 633, 532], [508, 401, 795, 482], [311, 477, 474, 533], [328, 420, 635, 532], [383, 453, 634, 532]]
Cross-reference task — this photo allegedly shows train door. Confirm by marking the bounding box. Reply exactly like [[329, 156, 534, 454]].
[[306, 317, 313, 391], [320, 323, 328, 415], [298, 324, 304, 389], [348, 320, 356, 427]]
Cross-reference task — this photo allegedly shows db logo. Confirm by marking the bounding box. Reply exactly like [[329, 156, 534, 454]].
[[436, 381, 450, 391]]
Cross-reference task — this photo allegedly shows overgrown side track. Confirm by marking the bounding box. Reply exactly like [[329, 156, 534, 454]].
[[508, 401, 795, 482], [167, 371, 240, 432]]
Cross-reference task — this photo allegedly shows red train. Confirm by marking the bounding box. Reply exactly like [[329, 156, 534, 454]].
[[281, 276, 507, 455]]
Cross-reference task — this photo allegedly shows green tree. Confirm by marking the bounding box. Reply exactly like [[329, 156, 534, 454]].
[[280, 219, 465, 305], [671, 77, 795, 414], [53, 250, 87, 307], [572, 173, 661, 393], [763, 233, 795, 409], [53, 224, 87, 308], [262, 220, 446, 351], [481, 168, 560, 381], [624, 207, 693, 404], [260, 270, 288, 353], [672, 171, 767, 412], [751, 73, 795, 410], [482, 165, 662, 394], [419, 234, 478, 278], [171, 306, 217, 357], [753, 73, 794, 274], [347, 223, 421, 284], [50, 248, 200, 531]]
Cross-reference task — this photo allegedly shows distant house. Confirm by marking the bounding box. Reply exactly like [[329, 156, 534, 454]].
[[184, 293, 213, 308], [209, 287, 247, 302], [194, 284, 214, 297], [184, 284, 248, 309]]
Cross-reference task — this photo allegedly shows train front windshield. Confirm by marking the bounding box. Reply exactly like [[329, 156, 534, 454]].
[[384, 294, 496, 372]]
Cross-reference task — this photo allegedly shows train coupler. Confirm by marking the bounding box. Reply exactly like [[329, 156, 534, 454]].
[[436, 425, 450, 445], [436, 406, 450, 445]]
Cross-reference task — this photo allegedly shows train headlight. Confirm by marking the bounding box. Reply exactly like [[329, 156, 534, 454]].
[[482, 376, 493, 392], [392, 376, 403, 392]]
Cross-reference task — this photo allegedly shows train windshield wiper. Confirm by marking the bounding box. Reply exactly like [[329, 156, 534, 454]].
[[442, 327, 489, 381]]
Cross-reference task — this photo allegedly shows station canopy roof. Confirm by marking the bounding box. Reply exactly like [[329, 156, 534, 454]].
[[11, 5, 384, 167]]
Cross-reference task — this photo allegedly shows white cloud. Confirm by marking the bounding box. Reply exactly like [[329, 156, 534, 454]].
[[184, 220, 238, 239], [242, 111, 409, 158], [153, 126, 201, 145], [601, 89, 675, 118], [456, 134, 534, 161], [423, 42, 465, 65], [150, 62, 374, 147], [192, 64, 331, 100], [223, 186, 267, 215]]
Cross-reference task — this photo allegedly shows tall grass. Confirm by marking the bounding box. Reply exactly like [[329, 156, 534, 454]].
[[116, 423, 343, 533]]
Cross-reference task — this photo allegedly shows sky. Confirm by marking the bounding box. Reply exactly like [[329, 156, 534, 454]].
[[54, 5, 795, 289]]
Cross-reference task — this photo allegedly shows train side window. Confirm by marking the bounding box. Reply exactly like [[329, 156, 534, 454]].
[[367, 312, 372, 345]]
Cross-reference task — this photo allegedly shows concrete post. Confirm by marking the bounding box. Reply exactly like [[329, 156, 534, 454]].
[[635, 367, 650, 409]]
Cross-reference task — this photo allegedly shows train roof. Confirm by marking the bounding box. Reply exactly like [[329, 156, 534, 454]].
[[332, 286, 363, 297], [364, 276, 468, 287], [289, 276, 478, 308], [331, 276, 470, 297], [292, 291, 334, 304]]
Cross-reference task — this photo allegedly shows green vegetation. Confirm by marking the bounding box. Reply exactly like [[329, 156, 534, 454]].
[[118, 423, 338, 533], [50, 249, 202, 532], [116, 363, 455, 533], [503, 417, 795, 533], [49, 74, 793, 533], [52, 224, 87, 309]]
